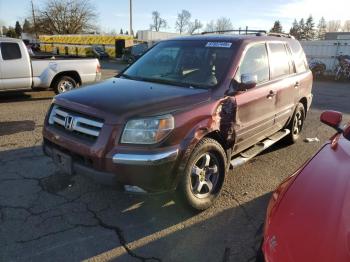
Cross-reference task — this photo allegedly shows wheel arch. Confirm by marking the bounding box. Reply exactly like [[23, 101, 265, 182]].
[[299, 97, 308, 115], [50, 71, 82, 89]]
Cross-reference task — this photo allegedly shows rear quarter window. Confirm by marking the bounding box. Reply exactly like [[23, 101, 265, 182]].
[[268, 43, 291, 79], [289, 40, 308, 73], [0, 42, 22, 60]]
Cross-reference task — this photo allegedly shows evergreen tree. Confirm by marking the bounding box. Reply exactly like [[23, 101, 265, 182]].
[[120, 28, 123, 34], [317, 17, 327, 40], [125, 30, 129, 35], [22, 19, 32, 33], [15, 21, 22, 37], [305, 15, 315, 40], [289, 19, 300, 39], [270, 20, 283, 33], [298, 18, 306, 40]]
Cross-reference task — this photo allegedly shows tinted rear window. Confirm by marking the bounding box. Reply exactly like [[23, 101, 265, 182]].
[[289, 41, 308, 73], [268, 43, 291, 79], [1, 42, 22, 60]]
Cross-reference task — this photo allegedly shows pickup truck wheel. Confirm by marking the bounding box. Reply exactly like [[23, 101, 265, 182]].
[[287, 103, 305, 144], [53, 76, 78, 94], [179, 138, 227, 211]]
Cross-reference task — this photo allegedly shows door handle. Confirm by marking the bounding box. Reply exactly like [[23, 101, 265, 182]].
[[294, 81, 300, 88], [267, 90, 276, 99]]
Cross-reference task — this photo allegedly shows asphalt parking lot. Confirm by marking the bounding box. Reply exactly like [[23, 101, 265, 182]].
[[0, 61, 349, 262]]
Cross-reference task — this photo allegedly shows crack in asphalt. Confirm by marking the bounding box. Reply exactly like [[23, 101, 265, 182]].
[[0, 170, 162, 261], [16, 227, 77, 244], [85, 204, 162, 262]]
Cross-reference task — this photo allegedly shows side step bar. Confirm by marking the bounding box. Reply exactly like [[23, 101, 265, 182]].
[[230, 129, 290, 168]]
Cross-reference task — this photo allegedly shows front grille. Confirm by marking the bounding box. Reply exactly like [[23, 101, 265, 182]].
[[48, 105, 104, 141]]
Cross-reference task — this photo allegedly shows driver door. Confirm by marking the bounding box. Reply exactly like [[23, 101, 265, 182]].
[[233, 43, 277, 153]]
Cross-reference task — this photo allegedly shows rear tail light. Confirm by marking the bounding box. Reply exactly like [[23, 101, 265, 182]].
[[96, 64, 101, 74]]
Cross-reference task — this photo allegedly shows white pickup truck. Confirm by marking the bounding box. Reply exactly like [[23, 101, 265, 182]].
[[0, 37, 101, 94]]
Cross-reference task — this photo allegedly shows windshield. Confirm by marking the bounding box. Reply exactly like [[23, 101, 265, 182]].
[[122, 40, 236, 88]]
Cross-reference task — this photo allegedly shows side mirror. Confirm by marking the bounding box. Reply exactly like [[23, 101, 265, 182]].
[[320, 111, 343, 132], [240, 74, 258, 90], [225, 74, 258, 96]]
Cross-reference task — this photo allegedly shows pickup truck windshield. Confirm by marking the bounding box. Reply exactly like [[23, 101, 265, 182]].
[[122, 40, 236, 88]]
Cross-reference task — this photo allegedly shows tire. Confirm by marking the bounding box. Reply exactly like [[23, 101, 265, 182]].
[[179, 138, 227, 211], [286, 103, 305, 144], [335, 66, 343, 81], [53, 76, 78, 95]]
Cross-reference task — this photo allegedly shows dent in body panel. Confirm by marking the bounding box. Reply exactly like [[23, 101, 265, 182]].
[[211, 97, 236, 148], [171, 97, 237, 188]]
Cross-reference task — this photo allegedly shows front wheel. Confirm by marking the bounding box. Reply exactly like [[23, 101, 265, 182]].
[[53, 76, 78, 94], [286, 103, 305, 144], [179, 138, 227, 211]]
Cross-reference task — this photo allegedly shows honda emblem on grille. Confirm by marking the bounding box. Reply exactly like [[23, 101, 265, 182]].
[[64, 115, 74, 131]]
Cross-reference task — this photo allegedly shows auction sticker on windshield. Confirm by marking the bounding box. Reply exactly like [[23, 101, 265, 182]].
[[206, 42, 232, 48]]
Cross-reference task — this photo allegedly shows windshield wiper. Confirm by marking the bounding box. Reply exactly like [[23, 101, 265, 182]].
[[119, 73, 135, 80], [119, 74, 209, 89]]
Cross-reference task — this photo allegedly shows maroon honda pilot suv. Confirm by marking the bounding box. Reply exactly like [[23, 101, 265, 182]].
[[43, 31, 313, 210]]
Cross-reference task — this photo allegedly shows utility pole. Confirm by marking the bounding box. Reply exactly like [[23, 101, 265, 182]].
[[129, 0, 133, 36], [31, 0, 38, 38]]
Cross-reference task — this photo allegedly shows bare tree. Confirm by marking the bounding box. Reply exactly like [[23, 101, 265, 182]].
[[342, 20, 350, 32], [215, 17, 233, 32], [327, 20, 341, 32], [205, 20, 216, 32], [175, 9, 191, 34], [188, 19, 203, 34], [33, 0, 97, 34], [150, 11, 167, 32]]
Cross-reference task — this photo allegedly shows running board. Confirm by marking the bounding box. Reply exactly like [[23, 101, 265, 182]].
[[230, 129, 290, 168]]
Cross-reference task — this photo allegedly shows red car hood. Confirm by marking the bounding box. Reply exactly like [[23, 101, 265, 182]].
[[264, 135, 350, 262]]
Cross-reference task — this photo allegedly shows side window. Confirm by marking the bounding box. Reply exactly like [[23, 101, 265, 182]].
[[237, 44, 269, 84], [289, 41, 308, 73], [0, 42, 22, 60], [268, 43, 290, 79], [285, 44, 296, 74]]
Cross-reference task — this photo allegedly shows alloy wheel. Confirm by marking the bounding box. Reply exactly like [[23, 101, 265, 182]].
[[190, 152, 220, 199], [58, 80, 74, 93], [293, 111, 303, 135]]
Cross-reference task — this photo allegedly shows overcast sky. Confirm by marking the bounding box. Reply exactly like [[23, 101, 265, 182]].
[[0, 0, 349, 33]]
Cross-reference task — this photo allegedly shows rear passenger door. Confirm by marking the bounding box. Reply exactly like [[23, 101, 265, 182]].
[[0, 42, 32, 90], [234, 43, 277, 153], [267, 42, 297, 129]]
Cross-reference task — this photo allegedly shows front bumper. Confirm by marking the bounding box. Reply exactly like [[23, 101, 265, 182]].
[[43, 140, 180, 192], [112, 149, 178, 166]]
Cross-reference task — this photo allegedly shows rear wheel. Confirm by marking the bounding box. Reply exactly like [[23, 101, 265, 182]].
[[53, 76, 78, 94], [179, 138, 227, 211], [286, 103, 305, 144]]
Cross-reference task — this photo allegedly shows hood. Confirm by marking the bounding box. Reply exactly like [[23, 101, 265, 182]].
[[264, 136, 350, 262], [55, 78, 210, 123]]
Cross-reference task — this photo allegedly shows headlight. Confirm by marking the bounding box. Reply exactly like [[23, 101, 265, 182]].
[[121, 115, 174, 144]]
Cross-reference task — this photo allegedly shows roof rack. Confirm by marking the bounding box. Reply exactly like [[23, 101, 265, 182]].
[[201, 29, 267, 36], [267, 32, 295, 39], [200, 30, 295, 39]]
